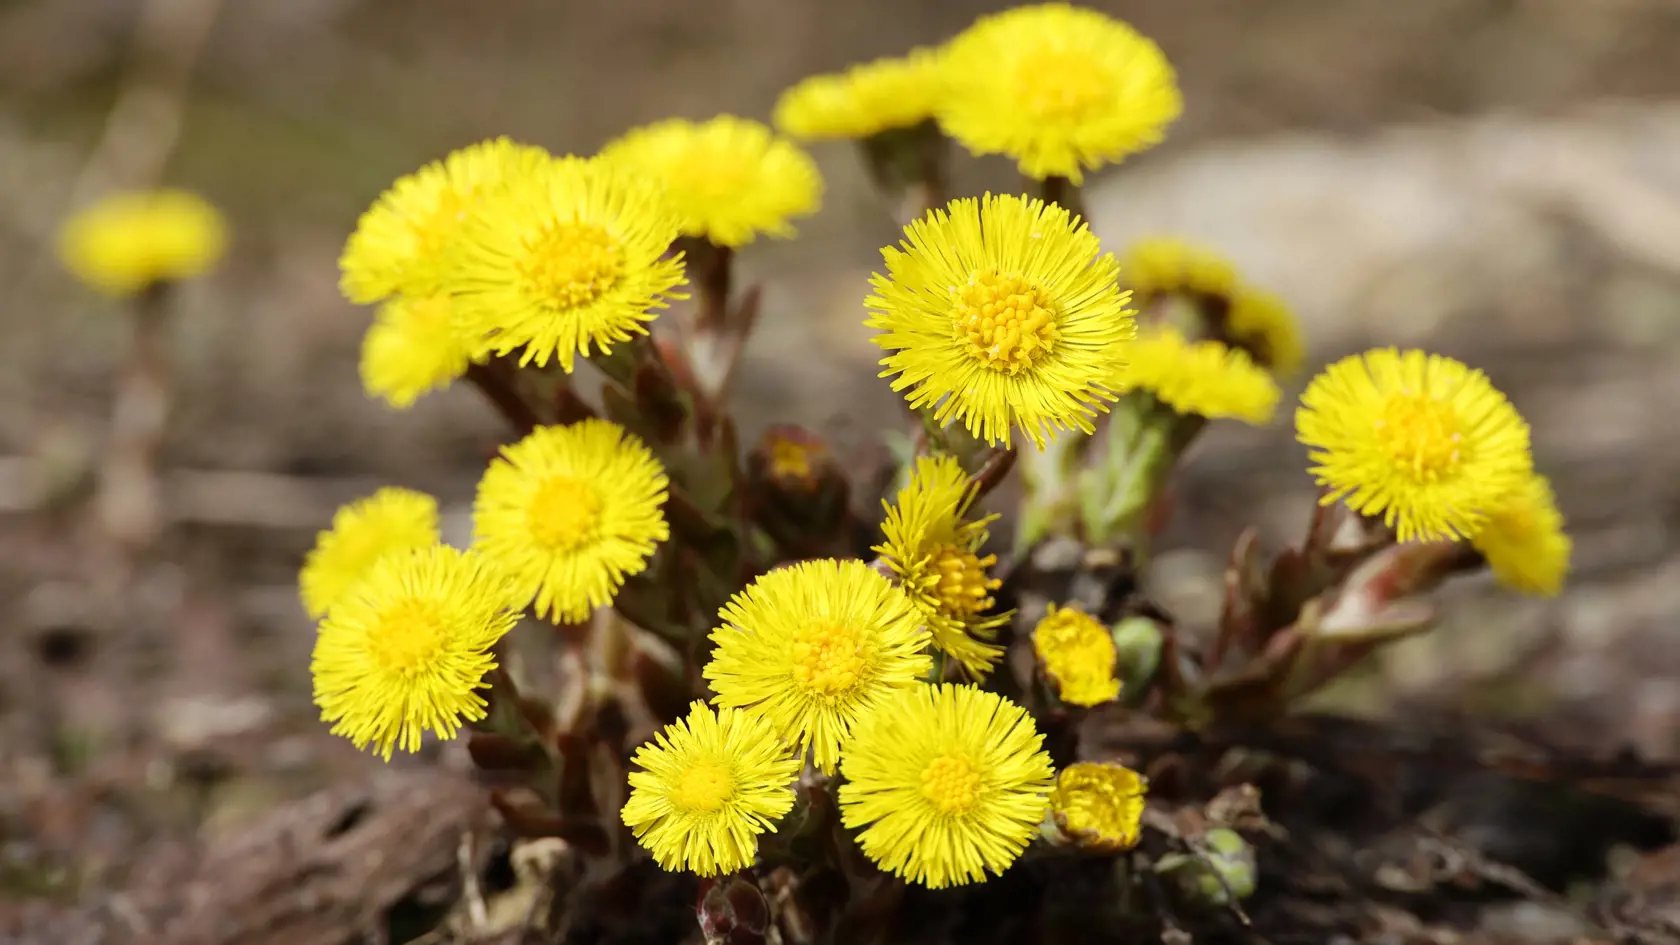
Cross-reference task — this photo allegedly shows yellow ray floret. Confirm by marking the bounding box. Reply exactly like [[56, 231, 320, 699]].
[[774, 49, 945, 141], [703, 558, 930, 774], [867, 193, 1135, 448], [600, 116, 822, 248], [936, 3, 1181, 183], [1119, 237, 1239, 302], [300, 487, 440, 619], [58, 189, 226, 297], [471, 419, 669, 623], [1031, 604, 1121, 707], [1470, 472, 1571, 597], [621, 701, 803, 877], [310, 544, 521, 760], [1296, 348, 1533, 543], [359, 294, 476, 409], [838, 683, 1054, 888], [1226, 288, 1306, 377], [339, 137, 550, 304], [875, 454, 1008, 678], [1050, 761, 1147, 852], [1119, 326, 1280, 425], [448, 155, 688, 372]]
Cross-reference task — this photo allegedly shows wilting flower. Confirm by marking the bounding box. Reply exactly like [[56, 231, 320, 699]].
[[1471, 472, 1571, 597], [300, 487, 440, 619], [359, 294, 476, 408], [1119, 326, 1280, 425], [1031, 604, 1121, 707], [1050, 762, 1147, 852], [58, 189, 226, 297], [838, 683, 1054, 888], [774, 49, 946, 141]]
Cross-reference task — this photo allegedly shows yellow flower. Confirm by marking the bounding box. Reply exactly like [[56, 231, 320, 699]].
[[359, 294, 476, 409], [703, 558, 930, 774], [1227, 288, 1306, 377], [57, 189, 226, 297], [774, 49, 945, 141], [449, 155, 688, 372], [600, 116, 822, 248], [621, 701, 803, 877], [310, 544, 521, 760], [1120, 237, 1238, 302], [1050, 762, 1146, 852], [876, 454, 1008, 678], [471, 419, 669, 623], [339, 137, 550, 304], [1296, 348, 1534, 543], [838, 683, 1054, 888], [867, 193, 1135, 448], [936, 3, 1181, 183], [1471, 472, 1571, 597], [1031, 605, 1121, 707], [300, 487, 440, 619], [1119, 326, 1280, 425]]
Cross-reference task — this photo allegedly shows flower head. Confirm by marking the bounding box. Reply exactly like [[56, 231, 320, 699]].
[[359, 294, 476, 409], [310, 544, 521, 760], [838, 683, 1054, 888], [621, 701, 803, 876], [471, 420, 669, 623], [1471, 472, 1571, 597], [1050, 762, 1146, 852], [704, 558, 930, 773], [1227, 288, 1306, 377], [937, 3, 1181, 183], [300, 487, 440, 619], [774, 49, 945, 141], [1031, 604, 1121, 707], [1120, 237, 1238, 303], [339, 138, 550, 304], [600, 116, 822, 248], [1296, 349, 1533, 542], [58, 189, 226, 297], [876, 455, 1008, 678], [867, 193, 1135, 448], [1120, 326, 1280, 425], [449, 155, 687, 372]]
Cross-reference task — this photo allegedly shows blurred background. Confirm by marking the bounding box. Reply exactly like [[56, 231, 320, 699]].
[[4, 0, 1680, 923]]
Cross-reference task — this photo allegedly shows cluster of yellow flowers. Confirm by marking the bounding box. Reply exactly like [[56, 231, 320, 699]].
[[292, 0, 1573, 895]]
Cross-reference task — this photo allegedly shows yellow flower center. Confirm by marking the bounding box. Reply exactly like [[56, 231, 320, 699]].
[[518, 222, 623, 309], [1376, 392, 1463, 480], [920, 754, 982, 815], [528, 475, 602, 552], [929, 543, 999, 618], [671, 149, 753, 202], [366, 598, 449, 676], [954, 271, 1060, 374], [670, 760, 735, 813], [1014, 47, 1113, 122], [789, 621, 868, 696]]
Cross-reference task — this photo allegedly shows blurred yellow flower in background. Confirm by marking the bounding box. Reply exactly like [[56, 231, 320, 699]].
[[359, 294, 475, 409], [937, 3, 1181, 182], [774, 49, 946, 141], [1031, 604, 1120, 707], [1120, 326, 1280, 425], [1226, 287, 1306, 377], [300, 487, 440, 620], [1471, 472, 1571, 597], [1120, 237, 1239, 302], [601, 115, 822, 248], [58, 189, 226, 297]]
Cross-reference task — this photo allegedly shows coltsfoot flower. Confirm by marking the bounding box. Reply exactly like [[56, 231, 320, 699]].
[[838, 683, 1054, 888], [774, 49, 945, 141], [471, 419, 670, 623], [937, 3, 1181, 183], [600, 116, 822, 248], [58, 189, 227, 297], [1031, 604, 1121, 707], [359, 294, 476, 409], [1227, 288, 1306, 377], [621, 701, 803, 876], [310, 544, 521, 760], [1296, 348, 1533, 542], [867, 193, 1135, 448], [704, 558, 930, 773], [1471, 472, 1571, 597], [1119, 326, 1280, 425], [1050, 762, 1147, 852], [339, 137, 550, 304], [876, 454, 1008, 678], [300, 487, 440, 619], [1120, 237, 1239, 303], [450, 155, 687, 371]]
